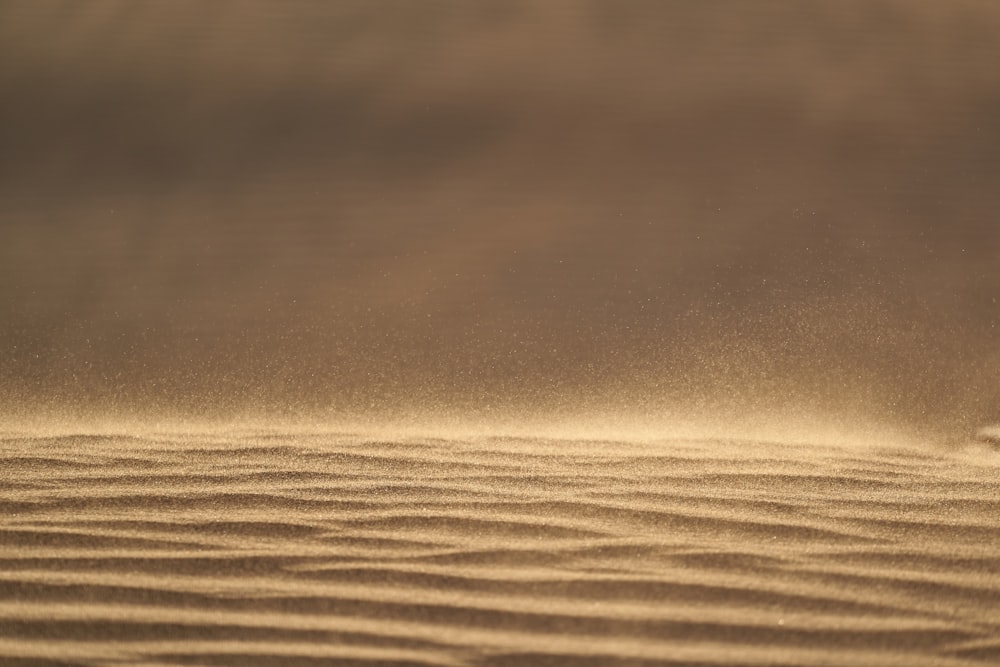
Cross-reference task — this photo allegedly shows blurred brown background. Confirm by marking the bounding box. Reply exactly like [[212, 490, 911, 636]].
[[1, 1, 998, 435]]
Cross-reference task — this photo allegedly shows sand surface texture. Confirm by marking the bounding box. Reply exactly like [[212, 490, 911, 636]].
[[1, 432, 999, 666]]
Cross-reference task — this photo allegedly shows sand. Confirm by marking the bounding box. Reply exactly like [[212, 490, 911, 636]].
[[1, 431, 999, 666]]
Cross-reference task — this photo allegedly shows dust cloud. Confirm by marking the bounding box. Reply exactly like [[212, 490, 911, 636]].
[[1, 1, 998, 439]]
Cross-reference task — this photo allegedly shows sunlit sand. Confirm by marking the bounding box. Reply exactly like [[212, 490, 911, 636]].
[[2, 2, 999, 665], [2, 430, 998, 666]]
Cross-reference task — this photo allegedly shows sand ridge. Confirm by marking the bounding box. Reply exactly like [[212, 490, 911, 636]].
[[1, 432, 999, 666]]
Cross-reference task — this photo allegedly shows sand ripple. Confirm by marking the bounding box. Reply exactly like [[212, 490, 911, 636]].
[[1, 433, 998, 666]]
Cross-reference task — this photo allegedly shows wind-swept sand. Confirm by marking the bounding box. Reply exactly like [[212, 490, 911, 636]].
[[1, 432, 999, 666]]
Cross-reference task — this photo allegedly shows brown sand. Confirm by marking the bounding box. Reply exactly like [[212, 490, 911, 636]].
[[1, 432, 998, 666], [3, 2, 1000, 433], [3, 5, 998, 664]]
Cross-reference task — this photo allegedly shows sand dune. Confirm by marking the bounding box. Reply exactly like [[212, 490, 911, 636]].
[[1, 432, 998, 666]]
